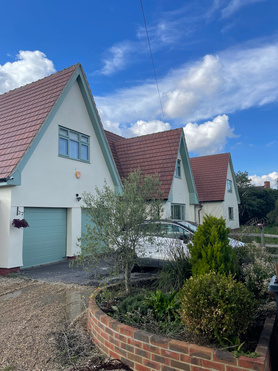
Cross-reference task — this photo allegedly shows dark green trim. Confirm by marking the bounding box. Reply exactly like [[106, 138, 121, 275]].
[[179, 133, 199, 205], [228, 155, 240, 204]]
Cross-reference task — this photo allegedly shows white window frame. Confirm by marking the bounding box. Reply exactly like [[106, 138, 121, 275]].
[[59, 126, 90, 162]]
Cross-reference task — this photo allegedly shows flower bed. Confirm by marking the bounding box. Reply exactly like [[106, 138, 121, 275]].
[[88, 290, 275, 371]]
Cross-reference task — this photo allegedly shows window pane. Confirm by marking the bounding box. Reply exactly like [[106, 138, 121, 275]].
[[81, 144, 89, 160], [81, 135, 89, 143], [59, 128, 68, 137], [59, 138, 68, 155], [70, 132, 79, 141], [69, 140, 79, 159]]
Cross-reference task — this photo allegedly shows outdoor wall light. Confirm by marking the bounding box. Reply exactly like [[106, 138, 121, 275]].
[[76, 194, 81, 202]]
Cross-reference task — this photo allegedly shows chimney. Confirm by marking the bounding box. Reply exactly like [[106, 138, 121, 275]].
[[264, 181, 270, 189]]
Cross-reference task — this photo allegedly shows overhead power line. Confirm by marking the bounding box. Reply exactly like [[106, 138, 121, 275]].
[[139, 0, 166, 123]]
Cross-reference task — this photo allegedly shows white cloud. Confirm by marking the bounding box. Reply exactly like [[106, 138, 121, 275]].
[[249, 172, 278, 189], [125, 120, 171, 137], [183, 114, 236, 155], [96, 40, 278, 125], [221, 0, 265, 18], [98, 41, 136, 76], [0, 50, 55, 94]]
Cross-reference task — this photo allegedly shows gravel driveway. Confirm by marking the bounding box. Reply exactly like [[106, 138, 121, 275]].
[[0, 261, 156, 370], [0, 275, 94, 370]]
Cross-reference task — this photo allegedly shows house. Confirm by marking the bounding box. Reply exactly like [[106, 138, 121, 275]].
[[0, 64, 122, 275], [190, 153, 240, 229], [105, 129, 199, 222]]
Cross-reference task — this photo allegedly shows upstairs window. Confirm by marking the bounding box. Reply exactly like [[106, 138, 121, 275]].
[[59, 127, 89, 162], [228, 207, 234, 220], [175, 159, 181, 178], [227, 179, 232, 193], [171, 204, 185, 220]]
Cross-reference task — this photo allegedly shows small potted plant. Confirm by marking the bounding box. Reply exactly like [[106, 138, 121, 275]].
[[12, 218, 29, 229]]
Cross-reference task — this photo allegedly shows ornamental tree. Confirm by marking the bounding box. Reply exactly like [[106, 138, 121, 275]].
[[188, 215, 238, 276], [79, 169, 163, 292]]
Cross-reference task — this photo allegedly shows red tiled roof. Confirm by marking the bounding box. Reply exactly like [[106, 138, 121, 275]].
[[190, 153, 230, 202], [105, 128, 182, 199], [0, 64, 79, 179]]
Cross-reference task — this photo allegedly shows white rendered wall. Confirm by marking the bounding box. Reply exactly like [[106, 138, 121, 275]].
[[199, 164, 239, 229], [223, 164, 240, 229], [8, 81, 115, 267], [0, 188, 23, 268], [163, 153, 192, 221]]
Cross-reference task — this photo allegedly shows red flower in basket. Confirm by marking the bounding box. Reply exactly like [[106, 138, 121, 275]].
[[12, 219, 29, 229]]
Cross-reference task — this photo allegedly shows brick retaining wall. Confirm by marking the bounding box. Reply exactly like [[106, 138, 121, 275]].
[[88, 294, 275, 371]]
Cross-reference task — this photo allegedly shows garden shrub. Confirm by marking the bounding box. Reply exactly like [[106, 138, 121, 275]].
[[156, 244, 192, 291], [117, 293, 149, 315], [234, 242, 275, 299], [144, 289, 180, 321], [178, 272, 256, 342], [188, 215, 238, 276]]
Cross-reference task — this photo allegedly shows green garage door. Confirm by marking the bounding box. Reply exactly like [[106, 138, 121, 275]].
[[23, 208, 67, 267], [81, 209, 94, 237]]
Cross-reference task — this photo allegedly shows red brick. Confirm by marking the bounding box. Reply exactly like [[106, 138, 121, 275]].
[[109, 349, 120, 359], [180, 354, 192, 364], [226, 366, 251, 371], [142, 358, 160, 370], [142, 343, 160, 354], [135, 348, 149, 358], [202, 359, 225, 371], [150, 334, 169, 349], [128, 337, 142, 348], [100, 330, 109, 341], [109, 336, 120, 348], [170, 359, 190, 370], [119, 324, 135, 337], [134, 330, 151, 344], [121, 356, 135, 369], [135, 364, 152, 371], [115, 332, 127, 343], [238, 355, 264, 371], [169, 339, 189, 354], [189, 344, 212, 360], [161, 348, 180, 360], [104, 339, 114, 351], [152, 353, 170, 365], [213, 349, 236, 364], [127, 352, 143, 364], [122, 342, 134, 353]]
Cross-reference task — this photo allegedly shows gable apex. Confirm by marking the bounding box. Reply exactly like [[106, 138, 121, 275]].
[[0, 64, 122, 190]]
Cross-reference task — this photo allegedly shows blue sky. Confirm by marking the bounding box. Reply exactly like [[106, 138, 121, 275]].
[[0, 0, 277, 187]]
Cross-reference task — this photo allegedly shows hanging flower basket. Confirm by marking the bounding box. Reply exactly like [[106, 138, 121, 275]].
[[12, 218, 29, 229]]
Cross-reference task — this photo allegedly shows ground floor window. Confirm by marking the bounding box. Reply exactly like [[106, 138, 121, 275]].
[[228, 207, 234, 220], [171, 204, 185, 220]]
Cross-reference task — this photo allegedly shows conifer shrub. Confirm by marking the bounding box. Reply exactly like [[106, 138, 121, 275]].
[[188, 215, 238, 276], [178, 272, 256, 342]]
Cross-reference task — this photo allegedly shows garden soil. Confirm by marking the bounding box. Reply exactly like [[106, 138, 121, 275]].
[[0, 276, 95, 370]]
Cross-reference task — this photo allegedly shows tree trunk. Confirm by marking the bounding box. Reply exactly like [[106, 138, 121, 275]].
[[124, 262, 131, 293]]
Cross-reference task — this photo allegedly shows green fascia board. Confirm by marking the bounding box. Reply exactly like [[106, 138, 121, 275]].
[[179, 133, 199, 205], [6, 65, 122, 192], [228, 155, 240, 204], [168, 131, 199, 205], [76, 66, 122, 191]]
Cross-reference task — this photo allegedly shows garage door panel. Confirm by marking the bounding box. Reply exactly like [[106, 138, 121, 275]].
[[23, 208, 67, 267]]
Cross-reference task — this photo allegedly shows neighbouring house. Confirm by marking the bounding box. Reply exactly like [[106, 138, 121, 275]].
[[0, 64, 122, 275], [105, 129, 199, 222], [190, 153, 240, 229]]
